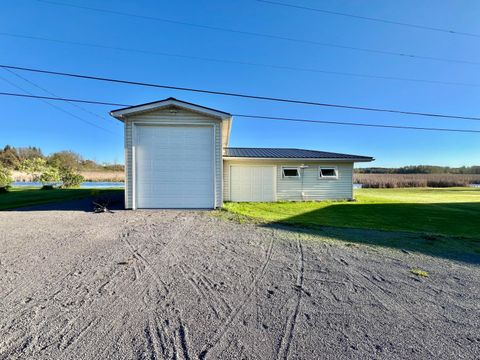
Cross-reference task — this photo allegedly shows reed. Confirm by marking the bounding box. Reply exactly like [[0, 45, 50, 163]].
[[354, 173, 480, 188], [11, 170, 124, 183]]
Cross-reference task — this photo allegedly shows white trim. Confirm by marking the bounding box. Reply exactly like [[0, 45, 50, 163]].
[[132, 124, 137, 210], [223, 157, 373, 162], [110, 99, 231, 120], [212, 124, 217, 208], [282, 166, 301, 178], [273, 165, 277, 201], [318, 166, 338, 180]]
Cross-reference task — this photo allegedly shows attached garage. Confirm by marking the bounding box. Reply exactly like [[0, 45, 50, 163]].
[[110, 98, 232, 209]]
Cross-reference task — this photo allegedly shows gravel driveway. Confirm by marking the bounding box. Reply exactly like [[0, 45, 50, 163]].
[[0, 199, 479, 359]]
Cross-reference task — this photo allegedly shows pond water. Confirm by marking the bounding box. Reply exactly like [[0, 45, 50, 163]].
[[10, 182, 479, 189], [11, 182, 124, 188]]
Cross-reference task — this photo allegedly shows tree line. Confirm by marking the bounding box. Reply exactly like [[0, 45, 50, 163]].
[[0, 145, 123, 171], [355, 165, 480, 174], [0, 145, 123, 191]]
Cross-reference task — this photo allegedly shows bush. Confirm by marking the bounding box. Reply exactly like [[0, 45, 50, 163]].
[[60, 168, 85, 188], [41, 185, 55, 190], [36, 166, 61, 185], [19, 158, 61, 185], [0, 165, 12, 192]]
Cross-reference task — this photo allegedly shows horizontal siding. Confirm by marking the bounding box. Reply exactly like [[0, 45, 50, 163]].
[[124, 107, 223, 209], [223, 160, 353, 202]]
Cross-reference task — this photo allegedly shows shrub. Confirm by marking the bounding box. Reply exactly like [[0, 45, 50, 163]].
[[36, 166, 61, 185], [41, 185, 55, 190], [0, 165, 12, 192], [60, 168, 85, 188], [19, 158, 61, 185]]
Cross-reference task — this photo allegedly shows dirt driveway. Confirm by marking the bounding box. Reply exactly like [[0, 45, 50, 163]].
[[0, 199, 479, 359]]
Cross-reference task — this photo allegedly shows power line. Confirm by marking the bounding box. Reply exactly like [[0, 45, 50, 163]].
[[0, 91, 127, 107], [0, 75, 115, 134], [233, 114, 480, 134], [1, 64, 480, 121], [1, 33, 478, 88], [31, 0, 480, 66], [256, 0, 480, 38], [4, 68, 115, 125], [0, 91, 479, 134]]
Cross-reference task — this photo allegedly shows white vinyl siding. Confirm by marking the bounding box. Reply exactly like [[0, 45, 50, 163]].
[[123, 108, 223, 209], [224, 160, 353, 202]]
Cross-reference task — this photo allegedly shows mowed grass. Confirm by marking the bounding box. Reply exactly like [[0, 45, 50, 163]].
[[223, 188, 480, 239], [0, 187, 123, 210]]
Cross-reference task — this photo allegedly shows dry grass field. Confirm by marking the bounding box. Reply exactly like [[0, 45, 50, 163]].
[[79, 170, 124, 182], [11, 170, 124, 183], [354, 173, 480, 188]]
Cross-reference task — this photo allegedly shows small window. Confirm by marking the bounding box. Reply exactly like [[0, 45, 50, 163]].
[[282, 167, 300, 178], [319, 167, 337, 178]]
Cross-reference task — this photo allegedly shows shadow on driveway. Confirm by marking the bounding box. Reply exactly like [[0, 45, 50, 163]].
[[10, 191, 124, 212], [258, 201, 480, 265]]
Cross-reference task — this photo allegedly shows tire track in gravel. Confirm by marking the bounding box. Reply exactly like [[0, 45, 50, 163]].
[[178, 263, 230, 320], [357, 270, 477, 358], [118, 213, 198, 360], [198, 235, 275, 360], [276, 237, 305, 360], [323, 245, 441, 357]]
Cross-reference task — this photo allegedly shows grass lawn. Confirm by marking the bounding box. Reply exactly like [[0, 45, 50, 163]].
[[223, 188, 480, 239], [0, 187, 123, 210]]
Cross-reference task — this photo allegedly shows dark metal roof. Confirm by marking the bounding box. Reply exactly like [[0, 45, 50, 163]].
[[224, 147, 373, 161]]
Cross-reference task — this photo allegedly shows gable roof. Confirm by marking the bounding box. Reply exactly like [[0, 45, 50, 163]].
[[224, 148, 374, 162], [109, 97, 232, 120]]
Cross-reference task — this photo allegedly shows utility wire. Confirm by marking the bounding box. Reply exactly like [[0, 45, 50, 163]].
[[0, 75, 115, 134], [1, 64, 480, 121], [4, 68, 115, 125], [233, 114, 480, 134], [256, 0, 480, 38], [0, 91, 127, 106], [31, 0, 480, 66], [0, 91, 479, 134], [1, 33, 478, 88]]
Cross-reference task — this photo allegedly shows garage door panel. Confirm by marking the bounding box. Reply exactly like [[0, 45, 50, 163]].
[[230, 166, 275, 202], [135, 125, 214, 208]]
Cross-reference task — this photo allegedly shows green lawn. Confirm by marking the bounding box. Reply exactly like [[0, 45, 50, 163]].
[[0, 187, 123, 210], [223, 188, 480, 239]]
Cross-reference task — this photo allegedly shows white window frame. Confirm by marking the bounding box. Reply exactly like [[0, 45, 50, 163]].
[[318, 166, 338, 179], [282, 166, 301, 178]]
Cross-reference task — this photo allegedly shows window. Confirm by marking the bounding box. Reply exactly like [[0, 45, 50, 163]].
[[319, 167, 337, 179], [282, 167, 300, 178]]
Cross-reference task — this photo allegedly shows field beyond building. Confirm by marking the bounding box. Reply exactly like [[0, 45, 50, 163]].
[[354, 173, 480, 188], [224, 188, 480, 239]]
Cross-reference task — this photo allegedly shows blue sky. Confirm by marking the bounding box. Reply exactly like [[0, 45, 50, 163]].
[[1, 0, 479, 167]]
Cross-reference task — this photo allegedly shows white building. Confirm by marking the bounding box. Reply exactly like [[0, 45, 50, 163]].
[[110, 98, 373, 209]]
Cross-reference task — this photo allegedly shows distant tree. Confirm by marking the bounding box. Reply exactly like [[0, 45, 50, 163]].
[[48, 150, 82, 170], [80, 159, 101, 170], [17, 146, 44, 161], [0, 145, 20, 168]]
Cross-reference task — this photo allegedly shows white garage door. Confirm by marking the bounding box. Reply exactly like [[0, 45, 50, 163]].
[[135, 125, 214, 208], [230, 165, 276, 202]]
